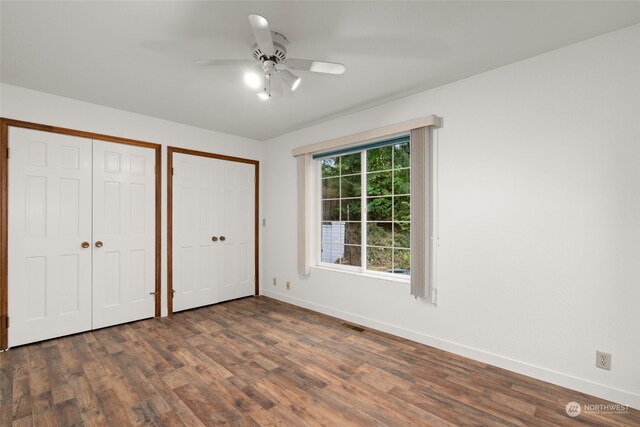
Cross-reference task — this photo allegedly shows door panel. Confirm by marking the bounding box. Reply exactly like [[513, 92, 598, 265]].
[[8, 128, 92, 347], [92, 140, 155, 329], [172, 154, 220, 311], [219, 162, 255, 302]]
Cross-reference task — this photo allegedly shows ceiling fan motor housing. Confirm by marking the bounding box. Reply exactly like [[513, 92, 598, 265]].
[[252, 31, 288, 66]]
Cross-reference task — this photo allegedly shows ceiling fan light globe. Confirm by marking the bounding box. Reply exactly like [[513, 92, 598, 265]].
[[291, 76, 301, 91], [244, 72, 262, 89], [281, 69, 301, 91], [251, 14, 268, 28], [257, 92, 270, 101]]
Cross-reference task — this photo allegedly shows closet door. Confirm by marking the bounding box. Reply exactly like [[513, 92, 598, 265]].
[[92, 141, 156, 328], [8, 128, 92, 347], [172, 153, 255, 312], [218, 160, 255, 302], [172, 153, 221, 311]]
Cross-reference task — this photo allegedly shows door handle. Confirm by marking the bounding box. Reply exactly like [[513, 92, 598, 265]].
[[81, 241, 90, 249], [211, 236, 218, 241], [95, 241, 104, 248], [219, 236, 226, 241]]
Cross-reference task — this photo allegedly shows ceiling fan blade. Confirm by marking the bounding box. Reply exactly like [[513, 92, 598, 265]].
[[285, 58, 346, 75], [248, 14, 275, 55], [193, 59, 255, 66]]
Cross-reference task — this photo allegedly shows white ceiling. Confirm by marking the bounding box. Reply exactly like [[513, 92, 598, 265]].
[[2, 1, 640, 140]]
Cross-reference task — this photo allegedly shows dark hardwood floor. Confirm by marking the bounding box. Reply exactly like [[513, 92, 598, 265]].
[[1, 296, 638, 426]]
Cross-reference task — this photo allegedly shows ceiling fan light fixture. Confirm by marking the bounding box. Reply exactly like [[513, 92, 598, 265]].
[[243, 71, 262, 89], [257, 91, 270, 101], [280, 69, 301, 91]]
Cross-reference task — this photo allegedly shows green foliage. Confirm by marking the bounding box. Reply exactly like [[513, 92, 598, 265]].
[[394, 168, 410, 195], [367, 171, 392, 196], [367, 146, 393, 172], [321, 142, 412, 273], [321, 157, 339, 177], [340, 199, 361, 221], [367, 222, 393, 247], [341, 175, 361, 198], [340, 153, 361, 175], [394, 143, 410, 169], [367, 246, 392, 271], [367, 197, 392, 221], [394, 249, 410, 270], [394, 223, 410, 248], [394, 196, 410, 222]]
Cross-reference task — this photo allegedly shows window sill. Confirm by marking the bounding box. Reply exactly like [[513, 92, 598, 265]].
[[312, 265, 410, 284]]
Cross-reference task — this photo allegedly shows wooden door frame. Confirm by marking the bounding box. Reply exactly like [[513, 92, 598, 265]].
[[167, 146, 260, 315], [0, 118, 162, 350]]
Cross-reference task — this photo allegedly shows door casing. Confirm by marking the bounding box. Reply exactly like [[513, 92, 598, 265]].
[[167, 146, 259, 315], [0, 118, 162, 350]]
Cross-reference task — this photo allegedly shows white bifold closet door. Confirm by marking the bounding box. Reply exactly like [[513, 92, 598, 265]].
[[92, 140, 156, 329], [172, 153, 254, 312], [8, 128, 155, 348], [8, 128, 93, 347]]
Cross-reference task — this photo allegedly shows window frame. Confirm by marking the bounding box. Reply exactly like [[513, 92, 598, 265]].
[[315, 135, 411, 281]]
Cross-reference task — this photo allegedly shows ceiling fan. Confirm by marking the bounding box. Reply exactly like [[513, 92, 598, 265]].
[[194, 14, 346, 100]]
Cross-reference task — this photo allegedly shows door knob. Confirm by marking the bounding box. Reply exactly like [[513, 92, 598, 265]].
[[211, 236, 218, 241], [81, 241, 90, 249], [219, 236, 226, 241], [95, 241, 104, 248]]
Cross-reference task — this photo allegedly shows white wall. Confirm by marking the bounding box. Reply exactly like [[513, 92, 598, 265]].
[[262, 24, 640, 408], [0, 83, 264, 317]]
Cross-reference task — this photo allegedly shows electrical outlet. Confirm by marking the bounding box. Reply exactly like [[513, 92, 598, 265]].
[[596, 351, 611, 370], [286, 281, 291, 290], [273, 277, 277, 286]]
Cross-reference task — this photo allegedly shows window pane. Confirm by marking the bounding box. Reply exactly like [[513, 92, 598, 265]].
[[341, 174, 361, 198], [321, 157, 340, 177], [322, 200, 340, 221], [367, 145, 392, 172], [367, 222, 393, 247], [394, 196, 410, 222], [318, 142, 411, 275], [367, 246, 393, 271], [394, 168, 410, 195], [367, 171, 392, 196], [394, 249, 411, 271], [341, 245, 361, 267], [340, 153, 361, 175], [394, 143, 410, 169], [340, 198, 361, 221], [345, 223, 361, 245], [322, 177, 339, 199], [394, 223, 410, 248], [367, 197, 392, 221], [321, 243, 344, 264]]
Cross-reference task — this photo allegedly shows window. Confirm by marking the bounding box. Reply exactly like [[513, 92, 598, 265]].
[[318, 137, 411, 276]]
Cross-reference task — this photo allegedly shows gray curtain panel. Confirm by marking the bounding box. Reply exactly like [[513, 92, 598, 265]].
[[410, 126, 431, 298]]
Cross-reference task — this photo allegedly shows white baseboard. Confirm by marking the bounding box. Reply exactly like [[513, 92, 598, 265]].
[[262, 290, 640, 410]]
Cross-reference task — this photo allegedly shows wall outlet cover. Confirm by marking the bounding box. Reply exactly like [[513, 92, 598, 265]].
[[596, 351, 611, 370]]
